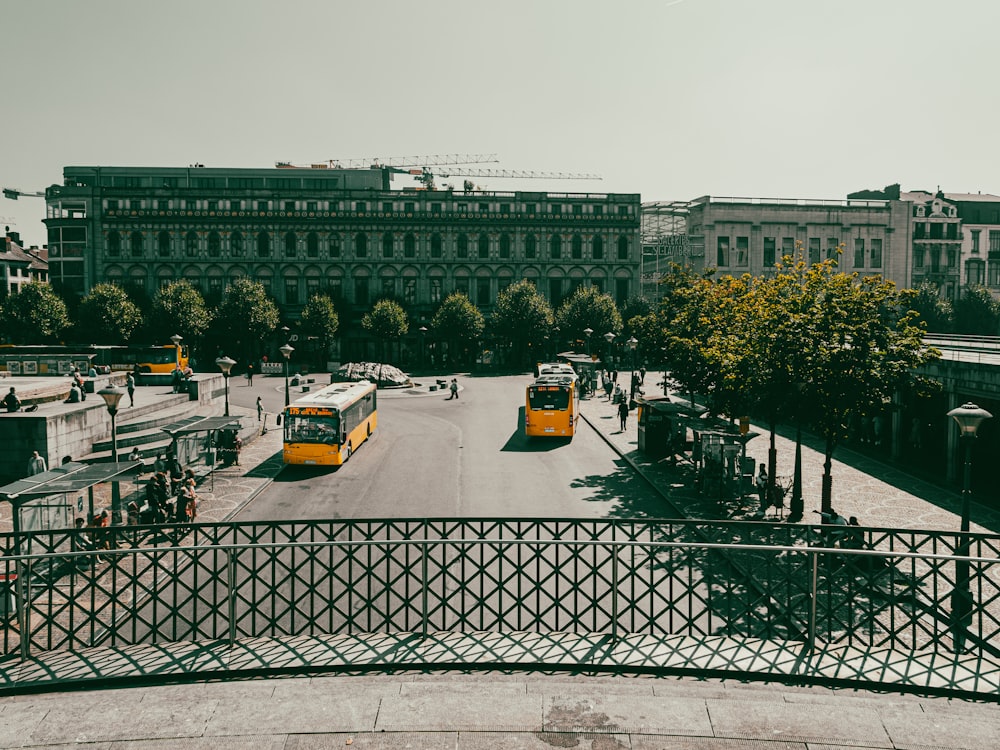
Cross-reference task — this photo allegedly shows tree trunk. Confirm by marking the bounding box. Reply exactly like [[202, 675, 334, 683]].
[[822, 434, 835, 513]]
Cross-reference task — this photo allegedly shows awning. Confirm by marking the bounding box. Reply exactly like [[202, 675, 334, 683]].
[[0, 461, 143, 504], [161, 415, 242, 436]]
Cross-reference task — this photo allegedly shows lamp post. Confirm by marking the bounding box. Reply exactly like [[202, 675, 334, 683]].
[[947, 402, 992, 591], [419, 326, 428, 369], [583, 327, 593, 357], [98, 383, 125, 523], [215, 355, 236, 417], [627, 336, 638, 403], [604, 332, 615, 369], [280, 343, 294, 407], [552, 326, 560, 360]]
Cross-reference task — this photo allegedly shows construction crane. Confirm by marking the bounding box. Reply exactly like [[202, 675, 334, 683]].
[[418, 167, 602, 191], [276, 154, 499, 170], [3, 187, 46, 200]]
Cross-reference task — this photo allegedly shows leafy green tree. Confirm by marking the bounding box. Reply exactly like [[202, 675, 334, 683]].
[[619, 295, 653, 336], [362, 299, 408, 380], [73, 283, 143, 345], [953, 285, 1000, 335], [299, 293, 340, 367], [490, 279, 553, 368], [214, 278, 280, 363], [151, 280, 212, 346], [906, 282, 954, 333], [431, 292, 484, 366], [555, 285, 623, 355], [1, 282, 70, 343]]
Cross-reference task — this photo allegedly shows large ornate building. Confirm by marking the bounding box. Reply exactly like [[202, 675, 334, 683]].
[[44, 166, 642, 330]]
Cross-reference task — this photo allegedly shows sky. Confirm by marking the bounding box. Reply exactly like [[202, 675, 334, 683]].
[[3, 0, 1000, 249]]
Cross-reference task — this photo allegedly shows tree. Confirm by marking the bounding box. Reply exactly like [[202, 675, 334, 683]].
[[151, 280, 212, 345], [555, 285, 623, 354], [214, 278, 280, 363], [73, 283, 143, 344], [431, 292, 484, 366], [490, 279, 553, 368], [953, 285, 1000, 335], [300, 293, 340, 367], [1, 282, 70, 343], [619, 295, 653, 336], [906, 282, 954, 333], [362, 299, 408, 381]]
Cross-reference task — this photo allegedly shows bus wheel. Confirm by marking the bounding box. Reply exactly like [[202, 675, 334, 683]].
[[366, 423, 371, 438], [343, 444, 351, 462]]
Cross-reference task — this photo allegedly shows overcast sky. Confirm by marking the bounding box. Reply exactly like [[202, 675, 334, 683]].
[[3, 0, 999, 249]]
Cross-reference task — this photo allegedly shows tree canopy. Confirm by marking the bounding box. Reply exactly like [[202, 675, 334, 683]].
[[362, 299, 409, 341], [1, 282, 70, 343], [151, 280, 212, 345], [490, 280, 553, 367], [299, 293, 340, 366], [555, 285, 622, 351], [214, 278, 280, 361], [431, 292, 485, 365], [74, 283, 144, 345]]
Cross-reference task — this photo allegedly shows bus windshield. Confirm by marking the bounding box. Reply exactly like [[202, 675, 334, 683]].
[[285, 414, 341, 444], [528, 386, 571, 411]]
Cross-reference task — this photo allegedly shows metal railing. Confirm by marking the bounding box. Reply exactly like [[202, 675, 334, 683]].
[[1, 518, 997, 662]]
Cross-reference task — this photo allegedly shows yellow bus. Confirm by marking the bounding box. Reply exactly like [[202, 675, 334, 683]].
[[525, 373, 580, 438], [0, 343, 189, 375], [283, 380, 377, 466]]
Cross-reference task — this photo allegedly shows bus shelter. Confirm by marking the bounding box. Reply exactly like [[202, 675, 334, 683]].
[[160, 415, 243, 490], [556, 352, 602, 397], [636, 397, 707, 460], [688, 416, 760, 499]]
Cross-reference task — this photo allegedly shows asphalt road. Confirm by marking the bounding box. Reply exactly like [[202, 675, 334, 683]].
[[231, 374, 668, 521]]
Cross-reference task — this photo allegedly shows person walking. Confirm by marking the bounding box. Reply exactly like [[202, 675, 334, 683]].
[[3, 387, 21, 412], [28, 450, 47, 475], [256, 396, 263, 422], [126, 371, 136, 407], [617, 398, 629, 431], [755, 463, 768, 512], [447, 378, 459, 400], [246, 362, 254, 386]]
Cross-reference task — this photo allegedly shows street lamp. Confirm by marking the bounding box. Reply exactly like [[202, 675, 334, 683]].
[[280, 343, 294, 407], [419, 326, 428, 369], [98, 383, 125, 524], [947, 402, 992, 591], [604, 332, 615, 368], [583, 327, 593, 356], [215, 355, 236, 417], [627, 336, 638, 402]]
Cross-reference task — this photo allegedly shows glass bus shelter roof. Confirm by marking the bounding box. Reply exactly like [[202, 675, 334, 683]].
[[0, 461, 143, 504]]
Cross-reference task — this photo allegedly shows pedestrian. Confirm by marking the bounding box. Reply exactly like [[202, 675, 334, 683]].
[[604, 378, 613, 401], [246, 362, 254, 386], [65, 381, 82, 403], [3, 387, 21, 412], [448, 378, 459, 400], [755, 463, 768, 512], [128, 447, 142, 464], [28, 450, 47, 475], [639, 366, 646, 383], [815, 508, 850, 547], [617, 398, 629, 431], [256, 396, 263, 422], [171, 367, 183, 394], [126, 371, 136, 407]]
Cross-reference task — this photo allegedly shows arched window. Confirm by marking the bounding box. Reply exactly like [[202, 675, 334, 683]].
[[382, 232, 394, 258], [572, 234, 583, 259], [257, 232, 271, 257], [158, 231, 171, 257], [525, 233, 537, 259], [208, 232, 221, 257], [430, 233, 443, 258], [457, 233, 469, 258], [617, 235, 629, 260], [592, 235, 604, 260], [231, 231, 244, 256], [107, 231, 121, 257], [499, 233, 511, 259], [404, 233, 416, 258], [307, 232, 319, 257], [478, 233, 489, 259], [284, 232, 297, 257], [185, 231, 198, 257], [550, 234, 562, 259], [354, 232, 368, 257], [130, 231, 143, 257]]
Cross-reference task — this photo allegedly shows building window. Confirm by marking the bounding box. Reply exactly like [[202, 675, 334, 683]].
[[716, 237, 730, 266], [549, 279, 563, 305], [550, 234, 562, 259], [781, 237, 794, 257], [431, 202, 442, 214], [404, 202, 415, 213], [208, 232, 221, 257], [590, 278, 603, 293], [551, 204, 562, 215], [231, 232, 244, 256], [307, 201, 317, 212], [382, 277, 395, 299], [257, 232, 271, 257], [807, 238, 820, 265], [763, 237, 776, 267], [572, 234, 583, 259], [457, 234, 468, 258], [478, 202, 490, 212], [455, 276, 470, 296], [971, 229, 981, 254], [404, 233, 416, 258], [990, 231, 1000, 253], [354, 277, 369, 305], [592, 235, 604, 260], [948, 247, 957, 268], [499, 233, 511, 259], [382, 201, 393, 212], [404, 277, 416, 304], [827, 237, 839, 259], [382, 232, 394, 258], [735, 236, 749, 266], [284, 201, 295, 212], [327, 278, 343, 300], [914, 249, 924, 269], [329, 235, 341, 258], [208, 277, 223, 297], [430, 278, 442, 304], [990, 262, 1000, 287], [967, 259, 985, 285], [355, 233, 368, 258], [158, 231, 171, 257], [615, 278, 629, 303], [617, 205, 629, 216], [185, 231, 198, 257], [307, 232, 319, 257], [617, 235, 629, 261], [107, 231, 121, 257], [355, 201, 367, 212], [593, 205, 603, 216], [284, 232, 297, 257], [431, 233, 442, 258], [477, 278, 491, 306], [853, 238, 864, 267], [256, 201, 268, 211], [130, 231, 143, 257], [306, 277, 320, 298], [478, 233, 489, 259], [870, 238, 883, 267], [525, 234, 537, 259]]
